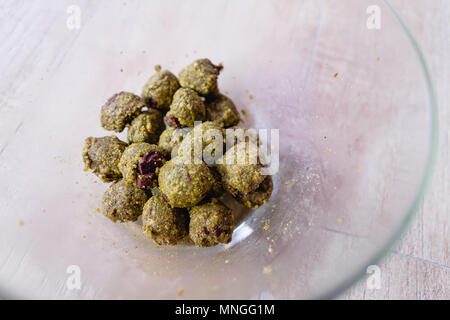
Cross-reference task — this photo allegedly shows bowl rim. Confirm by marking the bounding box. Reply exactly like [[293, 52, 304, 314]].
[[320, 0, 439, 300]]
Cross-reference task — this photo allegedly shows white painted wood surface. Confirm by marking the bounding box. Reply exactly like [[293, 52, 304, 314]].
[[0, 0, 448, 299]]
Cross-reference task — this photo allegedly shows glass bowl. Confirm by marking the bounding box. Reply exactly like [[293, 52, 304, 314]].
[[0, 0, 437, 299]]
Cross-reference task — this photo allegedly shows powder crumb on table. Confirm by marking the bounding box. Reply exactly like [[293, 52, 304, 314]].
[[268, 247, 273, 253], [263, 223, 270, 231], [334, 72, 339, 78], [18, 220, 24, 227], [263, 266, 272, 274], [177, 288, 185, 296]]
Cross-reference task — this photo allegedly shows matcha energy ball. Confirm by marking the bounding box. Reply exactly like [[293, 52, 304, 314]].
[[189, 199, 234, 247], [225, 126, 260, 147], [158, 127, 187, 157], [142, 195, 188, 246], [158, 158, 214, 208], [100, 91, 146, 132], [234, 175, 273, 208], [165, 88, 206, 128], [207, 166, 225, 198], [118, 143, 167, 190], [82, 135, 127, 182], [142, 65, 180, 109], [83, 58, 276, 249], [217, 141, 265, 194], [127, 110, 164, 144], [206, 94, 240, 128], [179, 59, 222, 96], [177, 121, 224, 165], [102, 179, 148, 222]]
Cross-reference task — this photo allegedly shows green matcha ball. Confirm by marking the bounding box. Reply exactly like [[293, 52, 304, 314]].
[[179, 59, 222, 96], [142, 65, 180, 109], [158, 158, 214, 208], [189, 199, 234, 247], [102, 179, 148, 222], [206, 94, 240, 128], [142, 195, 189, 246], [100, 91, 146, 132], [165, 88, 206, 128], [82, 135, 127, 182], [127, 110, 164, 144]]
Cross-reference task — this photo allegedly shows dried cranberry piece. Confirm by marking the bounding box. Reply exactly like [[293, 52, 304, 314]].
[[137, 173, 155, 189], [184, 165, 191, 182], [162, 193, 169, 202], [138, 151, 163, 175], [202, 227, 210, 235], [148, 96, 158, 107], [213, 226, 223, 237], [164, 115, 180, 128]]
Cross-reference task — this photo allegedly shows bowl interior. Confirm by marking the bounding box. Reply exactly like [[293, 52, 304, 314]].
[[0, 0, 434, 299]]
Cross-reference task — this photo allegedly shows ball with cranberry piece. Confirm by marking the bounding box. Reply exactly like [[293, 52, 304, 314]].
[[118, 143, 167, 189], [165, 88, 205, 127], [100, 91, 146, 132], [142, 65, 180, 110], [189, 199, 234, 247]]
